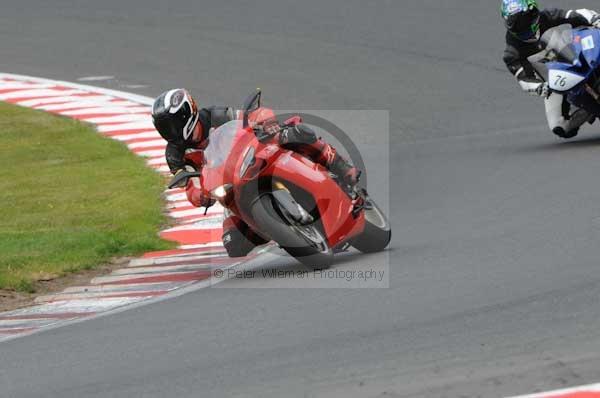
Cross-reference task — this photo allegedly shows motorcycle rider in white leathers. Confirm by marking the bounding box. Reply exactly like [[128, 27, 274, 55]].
[[501, 0, 600, 138]]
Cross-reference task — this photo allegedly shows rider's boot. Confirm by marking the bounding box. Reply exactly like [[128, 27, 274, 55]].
[[553, 108, 590, 139], [326, 152, 366, 219], [222, 216, 268, 257], [279, 124, 361, 188], [328, 153, 361, 189], [552, 126, 579, 139]]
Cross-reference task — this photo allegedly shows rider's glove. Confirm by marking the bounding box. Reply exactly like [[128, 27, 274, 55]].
[[196, 193, 216, 209], [535, 82, 550, 98], [516, 67, 547, 97], [182, 165, 216, 208], [518, 79, 547, 97], [343, 167, 361, 187], [262, 118, 281, 135]]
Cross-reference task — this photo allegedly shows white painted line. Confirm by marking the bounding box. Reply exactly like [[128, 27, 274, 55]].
[[113, 131, 161, 142], [112, 263, 214, 275], [0, 82, 54, 90], [35, 99, 132, 111], [61, 105, 149, 115], [166, 192, 188, 201], [77, 75, 115, 81], [0, 319, 57, 327], [97, 120, 155, 132], [162, 220, 224, 233], [129, 253, 227, 267], [83, 114, 150, 124], [169, 206, 225, 218], [2, 299, 134, 316], [21, 95, 114, 107], [166, 199, 196, 209], [90, 270, 207, 285], [34, 290, 170, 303], [146, 156, 167, 165], [148, 162, 167, 170], [36, 297, 146, 310], [0, 88, 83, 100], [179, 242, 225, 250], [166, 201, 224, 213], [127, 139, 166, 149], [136, 149, 166, 157], [62, 282, 183, 294]]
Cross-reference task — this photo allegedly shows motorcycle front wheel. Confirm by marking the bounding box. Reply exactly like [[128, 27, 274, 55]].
[[250, 194, 333, 270], [350, 197, 391, 253]]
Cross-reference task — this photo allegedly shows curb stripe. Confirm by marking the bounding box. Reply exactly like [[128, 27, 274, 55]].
[[509, 384, 600, 397], [0, 328, 37, 335], [36, 290, 169, 303], [160, 228, 223, 245], [62, 282, 183, 294], [0, 73, 261, 342], [0, 312, 95, 321], [142, 247, 226, 259], [92, 270, 213, 285]]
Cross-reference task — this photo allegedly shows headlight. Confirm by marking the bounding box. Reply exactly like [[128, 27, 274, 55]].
[[239, 146, 255, 177], [211, 184, 232, 199]]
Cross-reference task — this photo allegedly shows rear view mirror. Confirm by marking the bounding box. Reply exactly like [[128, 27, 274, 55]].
[[168, 171, 202, 189], [242, 89, 262, 128]]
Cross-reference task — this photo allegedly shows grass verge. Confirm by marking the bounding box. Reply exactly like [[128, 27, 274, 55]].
[[0, 102, 174, 292]]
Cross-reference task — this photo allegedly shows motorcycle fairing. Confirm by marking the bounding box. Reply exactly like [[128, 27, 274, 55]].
[[263, 151, 366, 247], [545, 27, 600, 92], [578, 28, 600, 70], [202, 120, 366, 249]]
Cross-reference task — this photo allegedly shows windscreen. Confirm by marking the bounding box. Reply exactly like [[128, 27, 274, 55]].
[[203, 120, 244, 168], [540, 24, 578, 64]]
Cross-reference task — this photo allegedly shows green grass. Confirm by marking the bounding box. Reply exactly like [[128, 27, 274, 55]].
[[0, 102, 174, 292]]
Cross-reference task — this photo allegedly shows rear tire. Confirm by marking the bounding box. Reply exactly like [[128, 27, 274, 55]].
[[250, 195, 333, 270], [351, 197, 391, 253]]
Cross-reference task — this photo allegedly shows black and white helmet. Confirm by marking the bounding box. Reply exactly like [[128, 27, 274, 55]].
[[152, 88, 199, 144]]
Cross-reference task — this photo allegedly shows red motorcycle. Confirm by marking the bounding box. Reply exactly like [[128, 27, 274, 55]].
[[169, 90, 391, 269]]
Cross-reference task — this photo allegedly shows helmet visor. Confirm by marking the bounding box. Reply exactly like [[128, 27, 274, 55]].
[[507, 9, 540, 41]]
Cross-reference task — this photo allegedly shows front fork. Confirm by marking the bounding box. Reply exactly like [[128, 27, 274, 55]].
[[270, 184, 313, 225]]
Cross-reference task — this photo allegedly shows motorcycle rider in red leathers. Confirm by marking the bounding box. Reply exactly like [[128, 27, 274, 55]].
[[151, 88, 360, 257]]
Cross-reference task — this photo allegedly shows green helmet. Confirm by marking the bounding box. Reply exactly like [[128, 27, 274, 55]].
[[501, 0, 541, 42]]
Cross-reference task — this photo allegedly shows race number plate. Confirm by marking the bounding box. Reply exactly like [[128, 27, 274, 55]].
[[548, 69, 586, 91]]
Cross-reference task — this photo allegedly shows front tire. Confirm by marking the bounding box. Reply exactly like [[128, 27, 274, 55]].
[[250, 194, 333, 269], [351, 197, 391, 253]]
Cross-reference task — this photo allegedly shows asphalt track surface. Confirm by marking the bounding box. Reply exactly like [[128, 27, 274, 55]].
[[4, 1, 600, 397]]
